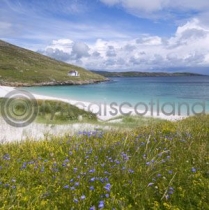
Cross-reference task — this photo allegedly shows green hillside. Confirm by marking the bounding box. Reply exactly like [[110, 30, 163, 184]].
[[0, 40, 106, 86]]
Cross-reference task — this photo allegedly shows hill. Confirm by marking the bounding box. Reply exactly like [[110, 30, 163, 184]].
[[91, 70, 204, 77], [0, 40, 106, 87]]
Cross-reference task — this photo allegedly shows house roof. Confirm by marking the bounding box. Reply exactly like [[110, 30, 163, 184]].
[[68, 70, 78, 73]]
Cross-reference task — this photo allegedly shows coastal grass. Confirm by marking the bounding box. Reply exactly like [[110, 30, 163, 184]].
[[105, 115, 165, 129], [0, 98, 98, 124], [0, 115, 208, 209]]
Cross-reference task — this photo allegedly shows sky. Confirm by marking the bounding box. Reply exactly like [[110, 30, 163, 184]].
[[1, 0, 209, 74]]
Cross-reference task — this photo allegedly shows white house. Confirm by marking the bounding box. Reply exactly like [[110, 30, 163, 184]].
[[68, 70, 80, 77]]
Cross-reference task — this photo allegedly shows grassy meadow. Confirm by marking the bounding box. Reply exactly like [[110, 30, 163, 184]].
[[0, 114, 208, 209]]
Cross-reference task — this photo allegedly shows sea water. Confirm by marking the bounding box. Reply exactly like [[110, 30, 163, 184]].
[[22, 76, 209, 117]]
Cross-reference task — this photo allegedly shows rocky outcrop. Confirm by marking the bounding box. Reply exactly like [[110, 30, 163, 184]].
[[0, 78, 110, 87]]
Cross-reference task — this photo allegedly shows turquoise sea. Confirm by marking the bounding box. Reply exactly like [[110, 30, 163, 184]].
[[23, 76, 209, 117]]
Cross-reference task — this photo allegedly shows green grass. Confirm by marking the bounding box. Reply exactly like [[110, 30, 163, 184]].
[[36, 100, 97, 124], [0, 40, 105, 85], [0, 115, 208, 209], [0, 98, 98, 125], [106, 115, 164, 129]]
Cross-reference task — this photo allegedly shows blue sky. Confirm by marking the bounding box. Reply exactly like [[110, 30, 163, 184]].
[[1, 0, 209, 73]]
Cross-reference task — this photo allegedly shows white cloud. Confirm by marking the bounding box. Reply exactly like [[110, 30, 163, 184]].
[[39, 18, 209, 71], [101, 0, 167, 12], [71, 42, 90, 59], [100, 0, 209, 19]]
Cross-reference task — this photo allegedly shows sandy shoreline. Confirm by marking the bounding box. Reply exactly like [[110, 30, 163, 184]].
[[0, 86, 185, 142], [0, 86, 185, 121]]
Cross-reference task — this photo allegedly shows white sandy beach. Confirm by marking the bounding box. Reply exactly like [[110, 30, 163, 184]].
[[0, 86, 185, 142]]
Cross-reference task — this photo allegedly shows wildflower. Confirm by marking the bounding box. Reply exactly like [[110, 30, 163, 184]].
[[21, 162, 27, 170], [3, 154, 10, 160], [98, 201, 105, 208], [62, 158, 69, 167], [90, 206, 96, 210], [74, 198, 78, 203], [90, 186, 94, 190], [168, 187, 174, 195], [74, 182, 79, 186], [115, 160, 120, 164], [104, 183, 111, 191], [165, 194, 170, 200], [100, 178, 104, 183], [129, 169, 134, 174], [104, 177, 109, 182], [70, 187, 75, 190], [157, 173, 161, 177], [148, 182, 154, 187], [168, 170, 173, 174], [90, 177, 96, 182], [104, 171, 110, 175], [121, 153, 129, 161], [89, 169, 95, 173], [81, 195, 86, 200], [191, 167, 196, 173], [63, 185, 69, 189], [105, 193, 109, 198]]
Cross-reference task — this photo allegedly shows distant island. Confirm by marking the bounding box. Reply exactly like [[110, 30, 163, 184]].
[[91, 70, 205, 77], [0, 40, 107, 87]]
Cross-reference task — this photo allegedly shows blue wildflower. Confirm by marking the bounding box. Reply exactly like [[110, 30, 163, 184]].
[[63, 185, 69, 189], [3, 154, 10, 160], [104, 183, 111, 191], [168, 170, 173, 174], [21, 162, 27, 170], [105, 193, 109, 198], [89, 169, 95, 173], [168, 187, 174, 195], [74, 182, 79, 186], [90, 177, 96, 182], [90, 186, 94, 190], [98, 201, 104, 208], [81, 195, 86, 200], [191, 167, 196, 173], [128, 169, 134, 174]]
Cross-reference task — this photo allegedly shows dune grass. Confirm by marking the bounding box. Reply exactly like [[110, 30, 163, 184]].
[[0, 98, 97, 125], [0, 115, 208, 209]]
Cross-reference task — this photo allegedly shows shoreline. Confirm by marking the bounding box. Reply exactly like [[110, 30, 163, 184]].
[[0, 78, 110, 87], [0, 85, 187, 142], [0, 85, 186, 121]]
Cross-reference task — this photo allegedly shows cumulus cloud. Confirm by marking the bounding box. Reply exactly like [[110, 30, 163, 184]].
[[71, 42, 90, 59], [39, 18, 209, 71]]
